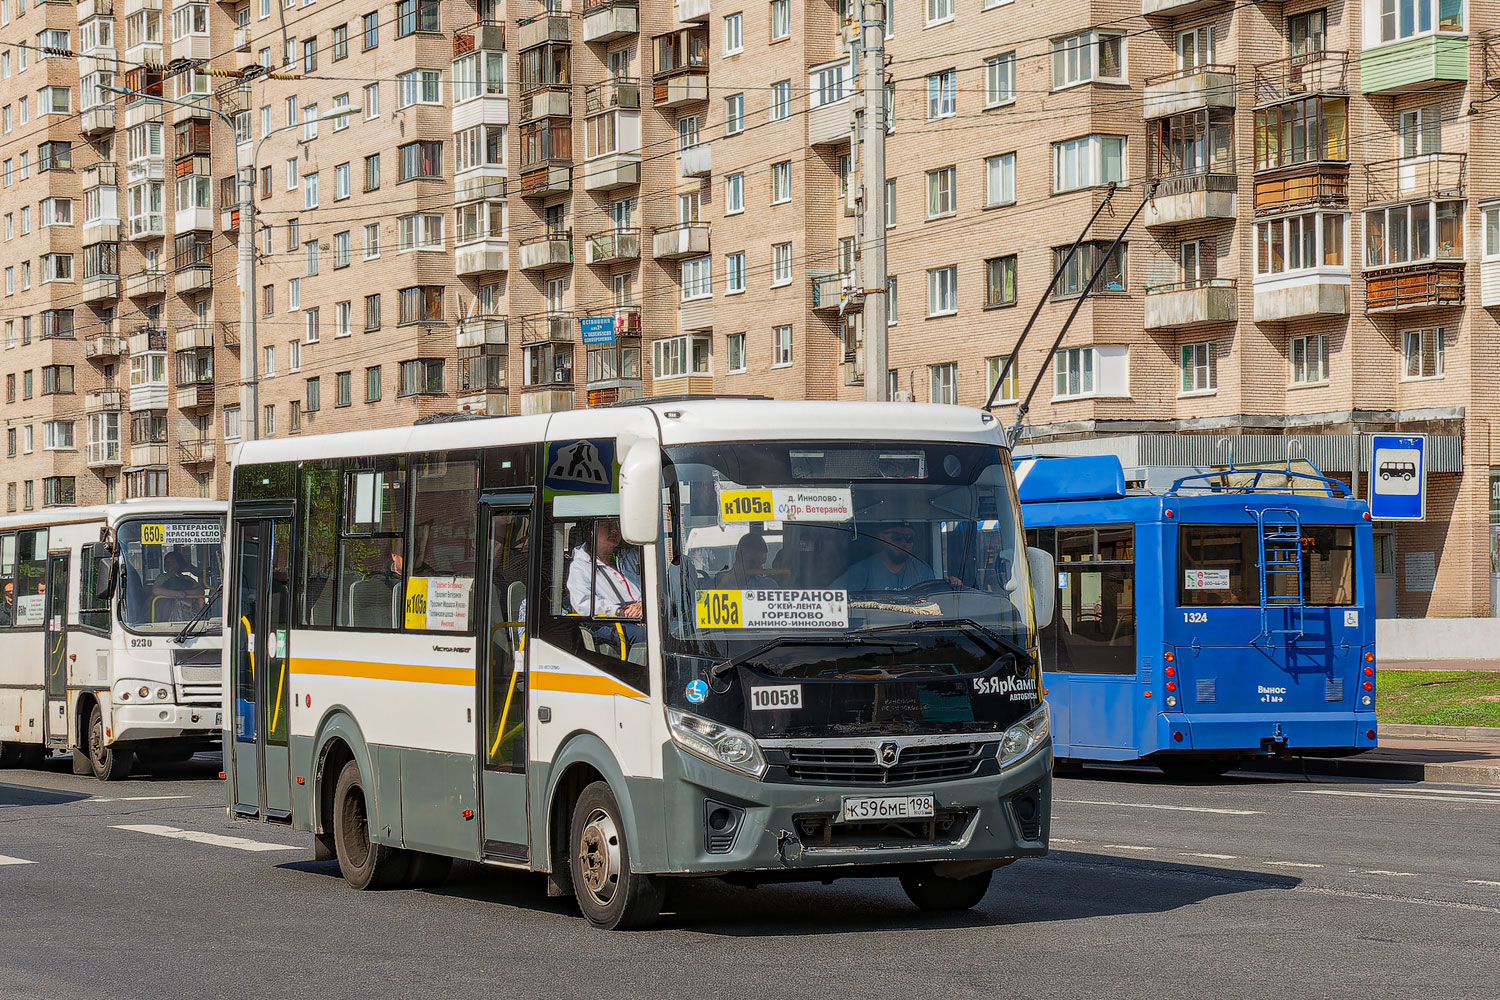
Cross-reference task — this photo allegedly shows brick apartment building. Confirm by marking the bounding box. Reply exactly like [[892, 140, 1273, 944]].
[[0, 0, 1498, 634]]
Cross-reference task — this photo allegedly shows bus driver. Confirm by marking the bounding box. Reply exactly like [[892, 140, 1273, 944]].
[[837, 521, 955, 591], [568, 520, 644, 645]]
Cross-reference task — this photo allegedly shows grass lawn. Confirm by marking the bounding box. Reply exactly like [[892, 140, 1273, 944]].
[[1377, 670, 1500, 728]]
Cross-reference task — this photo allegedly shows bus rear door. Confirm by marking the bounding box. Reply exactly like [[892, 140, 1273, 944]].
[[477, 497, 532, 861], [230, 515, 294, 820], [44, 550, 69, 747]]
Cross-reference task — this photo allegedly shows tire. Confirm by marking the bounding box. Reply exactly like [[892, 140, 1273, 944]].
[[1157, 757, 1234, 780], [85, 702, 133, 781], [899, 867, 993, 911], [404, 852, 454, 889], [331, 759, 411, 890], [568, 780, 662, 930]]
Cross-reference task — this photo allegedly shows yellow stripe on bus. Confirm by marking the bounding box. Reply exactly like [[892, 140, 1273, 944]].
[[294, 659, 477, 686], [529, 671, 645, 699]]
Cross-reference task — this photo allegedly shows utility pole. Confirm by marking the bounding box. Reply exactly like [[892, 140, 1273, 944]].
[[858, 1, 889, 401], [237, 152, 259, 442]]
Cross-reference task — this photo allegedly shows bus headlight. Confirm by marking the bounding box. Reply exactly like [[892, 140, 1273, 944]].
[[666, 708, 767, 779], [999, 703, 1051, 768]]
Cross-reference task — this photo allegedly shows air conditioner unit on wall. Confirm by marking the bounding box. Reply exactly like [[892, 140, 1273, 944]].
[[892, 389, 913, 402]]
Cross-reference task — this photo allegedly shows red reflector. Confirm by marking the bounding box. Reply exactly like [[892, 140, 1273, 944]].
[[461, 809, 474, 820], [1173, 731, 1184, 742], [1165, 665, 1176, 677], [1367, 729, 1376, 740], [1364, 652, 1375, 663], [1144, 690, 1152, 698], [1364, 666, 1373, 676], [218, 772, 226, 780], [305, 694, 311, 708], [1164, 509, 1174, 518], [1363, 681, 1373, 691], [1362, 511, 1371, 520], [1166, 681, 1177, 692], [1164, 651, 1175, 663]]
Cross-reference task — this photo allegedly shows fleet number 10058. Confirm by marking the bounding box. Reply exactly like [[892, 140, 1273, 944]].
[[1183, 612, 1208, 624]]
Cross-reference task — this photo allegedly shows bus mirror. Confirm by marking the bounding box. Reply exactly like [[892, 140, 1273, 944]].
[[619, 441, 663, 547], [1027, 546, 1055, 629], [91, 544, 117, 602]]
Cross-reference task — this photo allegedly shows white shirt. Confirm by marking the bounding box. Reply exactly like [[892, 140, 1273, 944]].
[[567, 546, 642, 617]]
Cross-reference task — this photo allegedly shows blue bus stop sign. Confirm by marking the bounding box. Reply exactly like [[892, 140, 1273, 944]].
[[579, 315, 616, 345], [1368, 433, 1425, 521]]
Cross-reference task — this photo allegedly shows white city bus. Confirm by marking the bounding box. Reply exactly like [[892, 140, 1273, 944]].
[[0, 501, 226, 780], [225, 399, 1055, 928]]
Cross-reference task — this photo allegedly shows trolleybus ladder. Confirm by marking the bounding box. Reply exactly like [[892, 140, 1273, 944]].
[[1252, 507, 1305, 646]]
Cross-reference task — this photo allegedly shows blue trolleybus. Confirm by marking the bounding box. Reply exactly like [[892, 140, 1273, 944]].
[[1011, 455, 1378, 777]]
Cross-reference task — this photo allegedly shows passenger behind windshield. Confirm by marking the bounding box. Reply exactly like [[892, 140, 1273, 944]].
[[836, 521, 960, 591]]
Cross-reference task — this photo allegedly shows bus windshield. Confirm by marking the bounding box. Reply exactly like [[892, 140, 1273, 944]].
[[116, 517, 225, 633]]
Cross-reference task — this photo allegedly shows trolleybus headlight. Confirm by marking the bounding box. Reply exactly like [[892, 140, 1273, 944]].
[[999, 703, 1051, 768], [1361, 695, 1372, 706], [666, 708, 767, 779], [1166, 696, 1178, 708]]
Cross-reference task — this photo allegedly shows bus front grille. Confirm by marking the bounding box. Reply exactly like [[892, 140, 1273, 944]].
[[178, 683, 222, 705], [771, 742, 990, 786]]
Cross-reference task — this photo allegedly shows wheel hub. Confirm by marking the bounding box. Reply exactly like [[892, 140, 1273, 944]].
[[577, 808, 621, 903]]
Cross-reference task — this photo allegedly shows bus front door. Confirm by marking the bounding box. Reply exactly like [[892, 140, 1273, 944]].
[[44, 551, 69, 746], [478, 502, 531, 861], [230, 517, 294, 821]]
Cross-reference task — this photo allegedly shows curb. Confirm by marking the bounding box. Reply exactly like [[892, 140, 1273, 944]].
[[1381, 723, 1500, 742], [1240, 755, 1500, 787]]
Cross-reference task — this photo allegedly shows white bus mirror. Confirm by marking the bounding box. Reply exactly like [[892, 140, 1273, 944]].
[[618, 442, 662, 547], [1027, 546, 1055, 629]]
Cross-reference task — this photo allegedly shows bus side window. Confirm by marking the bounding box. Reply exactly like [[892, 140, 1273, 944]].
[[298, 463, 340, 627], [0, 532, 14, 628], [337, 460, 407, 630], [405, 452, 480, 633]]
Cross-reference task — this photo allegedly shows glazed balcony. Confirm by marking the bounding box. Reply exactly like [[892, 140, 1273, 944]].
[[130, 443, 169, 466], [1365, 153, 1465, 206], [1143, 278, 1238, 330], [1145, 172, 1238, 228], [518, 231, 573, 271], [582, 0, 638, 44], [677, 296, 713, 334], [677, 0, 710, 20], [1143, 65, 1236, 119], [458, 388, 510, 417], [519, 120, 572, 198], [1253, 51, 1348, 106], [456, 239, 510, 276], [1253, 163, 1349, 215], [585, 229, 641, 265], [679, 143, 711, 178], [653, 28, 709, 108], [1253, 270, 1350, 323], [87, 440, 122, 468], [808, 94, 853, 147], [518, 14, 571, 52], [1365, 263, 1465, 314], [652, 221, 710, 260], [82, 274, 121, 304], [1360, 33, 1468, 96]]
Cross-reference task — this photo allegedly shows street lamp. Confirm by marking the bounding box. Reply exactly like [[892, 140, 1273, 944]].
[[99, 85, 358, 443]]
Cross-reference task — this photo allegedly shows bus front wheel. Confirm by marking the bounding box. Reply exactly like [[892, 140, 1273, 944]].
[[85, 702, 133, 781], [332, 759, 411, 890], [568, 781, 662, 930], [899, 866, 993, 911]]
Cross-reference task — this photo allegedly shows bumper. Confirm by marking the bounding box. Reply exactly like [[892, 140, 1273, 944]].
[[1156, 711, 1379, 755], [111, 702, 224, 743], [654, 742, 1052, 876]]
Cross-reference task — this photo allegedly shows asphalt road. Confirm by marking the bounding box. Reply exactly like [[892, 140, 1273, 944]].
[[2, 756, 1498, 1000]]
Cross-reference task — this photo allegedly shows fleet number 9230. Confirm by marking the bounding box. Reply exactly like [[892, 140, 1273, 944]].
[[1183, 612, 1208, 624]]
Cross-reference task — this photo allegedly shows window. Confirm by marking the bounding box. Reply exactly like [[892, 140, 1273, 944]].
[[332, 24, 348, 60], [335, 370, 352, 407], [1398, 104, 1441, 158], [289, 340, 302, 372], [399, 359, 445, 395], [653, 335, 712, 378], [986, 356, 1019, 403], [42, 365, 75, 395], [43, 477, 75, 508], [1402, 328, 1444, 379], [1364, 201, 1463, 267], [399, 286, 444, 325], [1255, 212, 1346, 274], [985, 153, 1016, 207], [1290, 333, 1328, 384], [886, 179, 897, 227], [1253, 97, 1347, 170], [305, 306, 321, 343], [725, 94, 744, 134], [264, 345, 276, 376], [723, 13, 743, 54], [304, 172, 319, 208], [726, 252, 746, 293], [41, 310, 73, 339], [926, 0, 953, 25], [681, 256, 712, 300], [770, 80, 791, 121], [812, 63, 846, 107], [38, 141, 70, 171], [888, 275, 899, 322], [396, 0, 440, 37], [40, 198, 71, 227], [336, 300, 352, 337], [398, 141, 443, 181], [263, 285, 275, 317], [927, 266, 958, 316], [1028, 526, 1137, 673], [926, 70, 956, 120], [725, 173, 744, 214], [366, 366, 382, 401], [770, 0, 790, 39], [1181, 341, 1216, 393], [287, 218, 300, 251], [727, 332, 747, 372], [334, 163, 350, 200], [364, 153, 380, 192], [363, 11, 379, 49], [335, 231, 351, 267], [985, 255, 1017, 307], [365, 293, 382, 330], [301, 376, 320, 413], [1178, 525, 1354, 607], [772, 324, 793, 366], [398, 213, 443, 251], [397, 69, 441, 108], [929, 363, 958, 404], [286, 157, 299, 191], [37, 87, 70, 115], [985, 53, 1016, 107], [1375, 0, 1463, 43], [1176, 25, 1214, 70], [1052, 241, 1126, 297], [1054, 135, 1126, 192], [289, 277, 301, 310], [771, 242, 793, 286], [926, 166, 956, 218], [1289, 10, 1328, 56], [263, 404, 276, 437], [1051, 31, 1125, 89], [1054, 347, 1095, 398], [771, 161, 792, 203], [305, 241, 320, 276], [303, 38, 318, 73], [363, 83, 380, 119], [42, 420, 74, 450], [42, 254, 73, 283]]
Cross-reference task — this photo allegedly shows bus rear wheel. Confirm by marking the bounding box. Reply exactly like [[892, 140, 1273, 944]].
[[568, 781, 662, 930], [85, 702, 133, 781], [331, 759, 411, 890], [899, 866, 993, 911]]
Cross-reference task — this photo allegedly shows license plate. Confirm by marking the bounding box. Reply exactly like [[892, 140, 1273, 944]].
[[841, 794, 935, 822]]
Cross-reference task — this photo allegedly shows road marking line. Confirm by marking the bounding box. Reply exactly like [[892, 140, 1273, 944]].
[[0, 854, 35, 866], [1102, 844, 1155, 852], [1376, 787, 1500, 799], [1184, 852, 1239, 860], [1466, 879, 1500, 887], [112, 824, 298, 853], [1051, 838, 1082, 845], [1265, 860, 1324, 868], [89, 795, 191, 803], [1295, 789, 1500, 806], [1056, 798, 1261, 816], [1358, 869, 1418, 877]]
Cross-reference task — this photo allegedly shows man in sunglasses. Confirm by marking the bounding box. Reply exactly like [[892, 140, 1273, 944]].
[[837, 521, 944, 591]]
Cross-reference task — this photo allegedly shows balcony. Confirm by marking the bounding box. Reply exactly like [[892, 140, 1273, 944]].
[[175, 325, 213, 352], [454, 20, 506, 54], [87, 441, 122, 469], [233, 27, 251, 52], [1143, 65, 1236, 119], [86, 389, 123, 413], [130, 444, 169, 466], [129, 328, 167, 354], [1253, 163, 1349, 215], [1484, 258, 1500, 309], [586, 229, 641, 264], [458, 389, 510, 416], [1253, 270, 1350, 322], [677, 0, 710, 19], [128, 214, 165, 241], [81, 105, 116, 136], [83, 162, 118, 189], [1365, 263, 1465, 313], [457, 239, 510, 276], [179, 439, 216, 464], [1365, 153, 1466, 206], [172, 34, 212, 63], [80, 0, 114, 17], [654, 69, 709, 108], [173, 264, 213, 295], [587, 78, 641, 113], [171, 98, 212, 125], [456, 170, 508, 204], [82, 274, 121, 304], [84, 335, 127, 360], [458, 318, 508, 350], [176, 206, 214, 233], [585, 145, 643, 192], [1143, 278, 1238, 330], [520, 389, 575, 415], [1141, 0, 1229, 15], [518, 232, 573, 271], [519, 313, 576, 344], [1144, 172, 1238, 228], [520, 87, 571, 122], [519, 121, 572, 197], [583, 0, 638, 44], [518, 13, 571, 51], [452, 93, 509, 132], [1253, 51, 1348, 106], [84, 219, 121, 245], [653, 222, 710, 260], [1360, 34, 1468, 96], [808, 97, 852, 147], [176, 385, 214, 412], [677, 296, 713, 333], [679, 143, 712, 178], [810, 271, 860, 313], [126, 270, 167, 297]]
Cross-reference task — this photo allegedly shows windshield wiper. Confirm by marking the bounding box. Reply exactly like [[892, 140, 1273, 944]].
[[709, 635, 919, 680], [172, 585, 222, 645], [853, 618, 1034, 667]]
